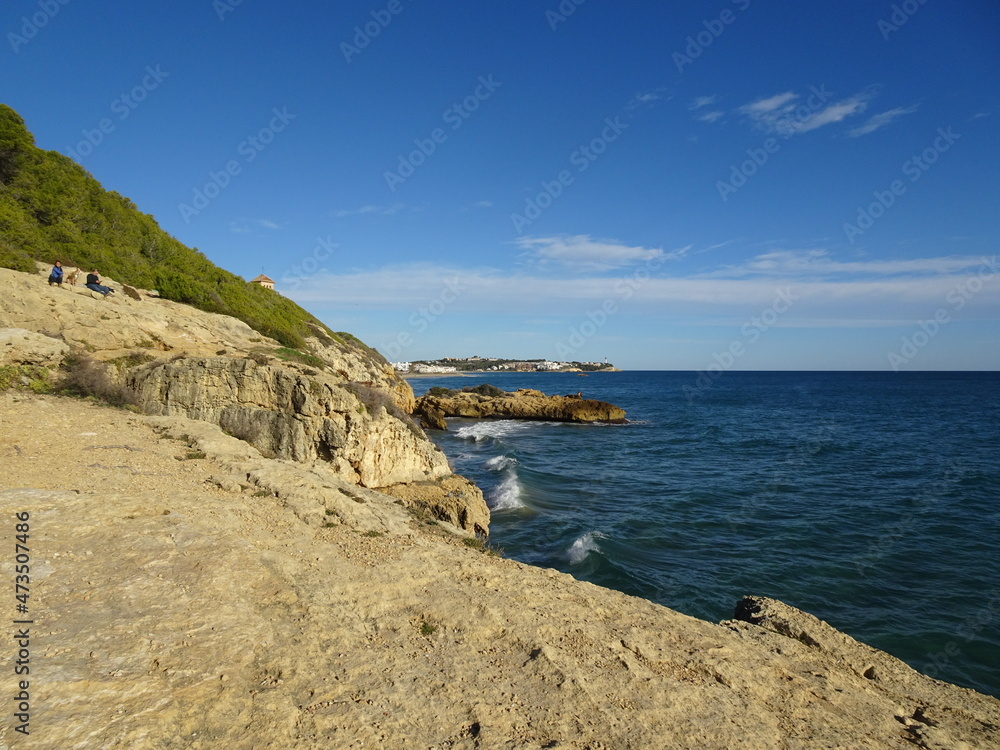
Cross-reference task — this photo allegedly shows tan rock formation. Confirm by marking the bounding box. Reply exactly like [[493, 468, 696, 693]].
[[415, 387, 627, 428], [0, 328, 68, 367], [0, 394, 997, 749], [0, 266, 485, 533]]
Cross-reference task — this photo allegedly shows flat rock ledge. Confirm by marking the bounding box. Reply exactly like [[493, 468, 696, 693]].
[[415, 387, 627, 430]]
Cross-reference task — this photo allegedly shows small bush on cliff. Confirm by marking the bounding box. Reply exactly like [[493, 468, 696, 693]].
[[0, 365, 52, 393], [465, 383, 506, 398], [425, 384, 507, 398], [59, 352, 139, 408], [344, 382, 423, 438]]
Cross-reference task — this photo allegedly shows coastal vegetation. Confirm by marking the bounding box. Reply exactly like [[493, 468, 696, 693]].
[[0, 104, 341, 353]]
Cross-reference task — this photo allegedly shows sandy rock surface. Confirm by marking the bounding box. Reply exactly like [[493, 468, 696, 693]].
[[1, 394, 997, 749]]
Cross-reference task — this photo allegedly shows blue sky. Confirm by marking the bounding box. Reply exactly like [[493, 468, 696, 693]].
[[4, 0, 999, 370]]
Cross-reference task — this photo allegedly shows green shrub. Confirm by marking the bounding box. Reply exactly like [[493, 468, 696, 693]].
[[465, 383, 506, 397], [0, 364, 51, 393]]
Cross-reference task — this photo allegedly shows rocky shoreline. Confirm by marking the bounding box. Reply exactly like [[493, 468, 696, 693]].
[[2, 265, 999, 748]]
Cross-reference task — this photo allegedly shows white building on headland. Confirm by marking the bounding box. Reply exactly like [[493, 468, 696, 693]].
[[391, 362, 411, 372]]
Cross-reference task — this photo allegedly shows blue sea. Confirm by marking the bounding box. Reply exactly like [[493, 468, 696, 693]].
[[410, 371, 1000, 699]]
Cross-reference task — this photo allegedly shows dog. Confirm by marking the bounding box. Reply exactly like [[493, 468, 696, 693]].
[[65, 269, 80, 286]]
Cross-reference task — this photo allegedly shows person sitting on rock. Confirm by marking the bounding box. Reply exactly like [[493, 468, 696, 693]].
[[48, 261, 64, 286], [85, 269, 114, 296]]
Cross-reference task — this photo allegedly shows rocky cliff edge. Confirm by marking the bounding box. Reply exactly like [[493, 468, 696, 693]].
[[0, 266, 487, 534]]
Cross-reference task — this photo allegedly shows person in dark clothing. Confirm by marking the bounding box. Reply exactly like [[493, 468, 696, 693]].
[[48, 261, 64, 286], [85, 269, 114, 296]]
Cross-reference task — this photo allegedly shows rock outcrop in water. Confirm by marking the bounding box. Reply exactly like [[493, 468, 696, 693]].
[[414, 385, 627, 429]]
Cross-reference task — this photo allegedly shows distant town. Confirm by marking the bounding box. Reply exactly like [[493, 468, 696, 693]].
[[392, 356, 620, 374]]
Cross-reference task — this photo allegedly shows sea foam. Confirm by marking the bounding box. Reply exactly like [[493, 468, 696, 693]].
[[488, 471, 525, 510], [567, 531, 605, 564], [454, 420, 530, 443], [484, 454, 518, 471]]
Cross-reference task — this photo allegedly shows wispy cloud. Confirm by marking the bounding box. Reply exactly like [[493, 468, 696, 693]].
[[738, 89, 871, 136], [742, 91, 797, 115], [333, 203, 408, 218], [708, 249, 994, 279], [697, 111, 724, 123], [689, 95, 719, 110], [849, 105, 919, 137], [626, 88, 670, 112], [284, 251, 1000, 328], [229, 218, 283, 234], [515, 235, 665, 272]]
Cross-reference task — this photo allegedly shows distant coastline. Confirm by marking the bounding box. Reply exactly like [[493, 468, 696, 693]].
[[393, 355, 620, 376], [401, 369, 620, 379]]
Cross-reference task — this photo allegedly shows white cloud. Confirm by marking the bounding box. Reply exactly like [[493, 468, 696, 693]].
[[626, 88, 671, 112], [737, 90, 871, 136], [690, 95, 719, 110], [229, 218, 282, 233], [514, 235, 664, 272], [283, 252, 1000, 328], [742, 91, 797, 115], [697, 110, 724, 123], [709, 249, 996, 279], [849, 105, 919, 137], [334, 203, 407, 218], [474, 200, 493, 208]]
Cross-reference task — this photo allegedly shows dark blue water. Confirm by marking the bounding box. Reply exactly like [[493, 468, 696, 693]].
[[411, 371, 1000, 698]]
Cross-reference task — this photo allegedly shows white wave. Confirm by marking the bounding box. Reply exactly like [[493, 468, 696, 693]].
[[454, 420, 530, 443], [567, 531, 606, 564], [488, 472, 525, 510], [484, 454, 518, 471]]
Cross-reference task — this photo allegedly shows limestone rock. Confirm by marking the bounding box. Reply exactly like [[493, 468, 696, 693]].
[[415, 386, 627, 426], [0, 327, 68, 366], [381, 474, 490, 536], [128, 357, 450, 490], [0, 266, 486, 534], [1, 395, 999, 750]]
